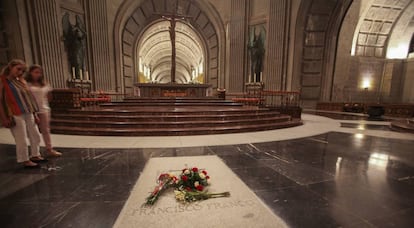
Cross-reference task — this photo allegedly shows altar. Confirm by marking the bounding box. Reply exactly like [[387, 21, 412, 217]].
[[134, 83, 212, 97]]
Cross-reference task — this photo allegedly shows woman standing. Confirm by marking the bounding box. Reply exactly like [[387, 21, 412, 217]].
[[26, 64, 62, 157], [0, 59, 45, 168]]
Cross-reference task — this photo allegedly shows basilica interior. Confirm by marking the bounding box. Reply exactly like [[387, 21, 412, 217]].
[[0, 0, 414, 227]]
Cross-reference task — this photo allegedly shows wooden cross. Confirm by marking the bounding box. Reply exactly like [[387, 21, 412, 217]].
[[155, 12, 192, 83]]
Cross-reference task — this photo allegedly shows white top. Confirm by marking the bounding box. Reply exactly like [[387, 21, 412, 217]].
[[28, 84, 53, 113]]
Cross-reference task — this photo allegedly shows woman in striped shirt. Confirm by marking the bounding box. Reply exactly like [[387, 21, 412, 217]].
[[0, 59, 45, 168]]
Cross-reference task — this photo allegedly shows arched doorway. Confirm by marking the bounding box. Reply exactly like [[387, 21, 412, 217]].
[[115, 0, 224, 94], [137, 20, 205, 84]]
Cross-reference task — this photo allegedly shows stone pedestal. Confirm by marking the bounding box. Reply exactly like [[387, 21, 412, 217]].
[[135, 83, 211, 97], [50, 88, 81, 110], [367, 105, 385, 121], [67, 79, 92, 94]]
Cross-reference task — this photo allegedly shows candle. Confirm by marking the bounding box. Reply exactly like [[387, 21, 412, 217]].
[[254, 73, 257, 83], [79, 70, 83, 80], [260, 72, 263, 82], [71, 67, 75, 80], [248, 75, 251, 83], [85, 71, 89, 81]]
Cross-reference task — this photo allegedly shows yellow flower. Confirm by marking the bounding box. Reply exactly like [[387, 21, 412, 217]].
[[194, 181, 200, 187], [174, 190, 185, 201], [199, 173, 206, 179]]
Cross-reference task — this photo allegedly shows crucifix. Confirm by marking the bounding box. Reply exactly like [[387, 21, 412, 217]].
[[157, 12, 192, 83]]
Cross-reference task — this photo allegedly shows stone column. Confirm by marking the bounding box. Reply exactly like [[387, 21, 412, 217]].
[[227, 0, 248, 93], [265, 0, 289, 91], [85, 0, 113, 91], [28, 0, 67, 88], [1, 0, 27, 63]]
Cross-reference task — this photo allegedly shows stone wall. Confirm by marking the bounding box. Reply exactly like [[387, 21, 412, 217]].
[[2, 0, 115, 90], [403, 59, 414, 103], [333, 0, 413, 104], [0, 0, 31, 66], [29, 0, 68, 88], [9, 0, 412, 104], [3, 0, 302, 95], [227, 0, 248, 93], [106, 0, 124, 91], [226, 0, 292, 92]]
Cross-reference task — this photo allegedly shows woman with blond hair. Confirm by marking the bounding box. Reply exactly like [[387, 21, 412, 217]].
[[26, 64, 62, 157], [0, 59, 46, 168]]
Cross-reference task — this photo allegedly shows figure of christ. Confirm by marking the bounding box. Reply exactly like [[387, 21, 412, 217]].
[[159, 13, 192, 84]]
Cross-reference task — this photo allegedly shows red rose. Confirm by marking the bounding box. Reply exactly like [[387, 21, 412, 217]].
[[152, 186, 160, 195], [185, 187, 192, 191], [202, 170, 207, 175], [181, 175, 188, 181], [158, 173, 168, 180], [196, 185, 204, 191], [206, 176, 210, 179], [192, 167, 198, 172]]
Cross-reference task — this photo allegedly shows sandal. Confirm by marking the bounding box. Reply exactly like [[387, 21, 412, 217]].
[[46, 150, 62, 157], [24, 164, 40, 169], [30, 156, 48, 163], [23, 161, 41, 169]]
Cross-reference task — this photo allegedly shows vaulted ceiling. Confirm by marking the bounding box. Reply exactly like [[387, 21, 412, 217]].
[[138, 20, 204, 83], [352, 0, 414, 58]]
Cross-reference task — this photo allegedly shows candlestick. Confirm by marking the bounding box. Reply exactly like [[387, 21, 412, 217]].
[[71, 67, 75, 80]]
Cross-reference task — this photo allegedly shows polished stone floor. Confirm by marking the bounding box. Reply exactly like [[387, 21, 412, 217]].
[[1, 131, 414, 227]]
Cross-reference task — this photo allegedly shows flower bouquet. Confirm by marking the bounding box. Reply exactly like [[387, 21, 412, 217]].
[[174, 167, 230, 203], [143, 167, 230, 206], [144, 173, 177, 205]]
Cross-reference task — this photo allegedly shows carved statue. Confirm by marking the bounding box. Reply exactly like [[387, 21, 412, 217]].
[[248, 27, 265, 82], [62, 13, 87, 79]]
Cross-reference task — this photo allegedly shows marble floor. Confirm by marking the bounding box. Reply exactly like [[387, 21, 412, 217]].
[[0, 114, 413, 227]]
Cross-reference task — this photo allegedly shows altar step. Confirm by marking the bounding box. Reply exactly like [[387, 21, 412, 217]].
[[52, 110, 282, 122], [51, 119, 302, 136], [390, 120, 414, 133], [60, 108, 276, 116], [100, 103, 243, 107], [124, 97, 221, 100], [100, 100, 242, 107], [50, 98, 302, 136], [52, 115, 290, 128]]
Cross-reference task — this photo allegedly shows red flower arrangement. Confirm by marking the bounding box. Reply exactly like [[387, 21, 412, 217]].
[[144, 167, 230, 206], [144, 173, 176, 205], [176, 167, 209, 192]]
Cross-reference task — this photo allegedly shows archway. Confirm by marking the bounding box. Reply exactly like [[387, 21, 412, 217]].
[[137, 20, 205, 84], [332, 0, 414, 103], [115, 0, 224, 94], [292, 0, 352, 107]]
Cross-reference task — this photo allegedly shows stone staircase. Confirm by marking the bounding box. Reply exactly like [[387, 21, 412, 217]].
[[51, 97, 302, 136], [390, 119, 414, 133]]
